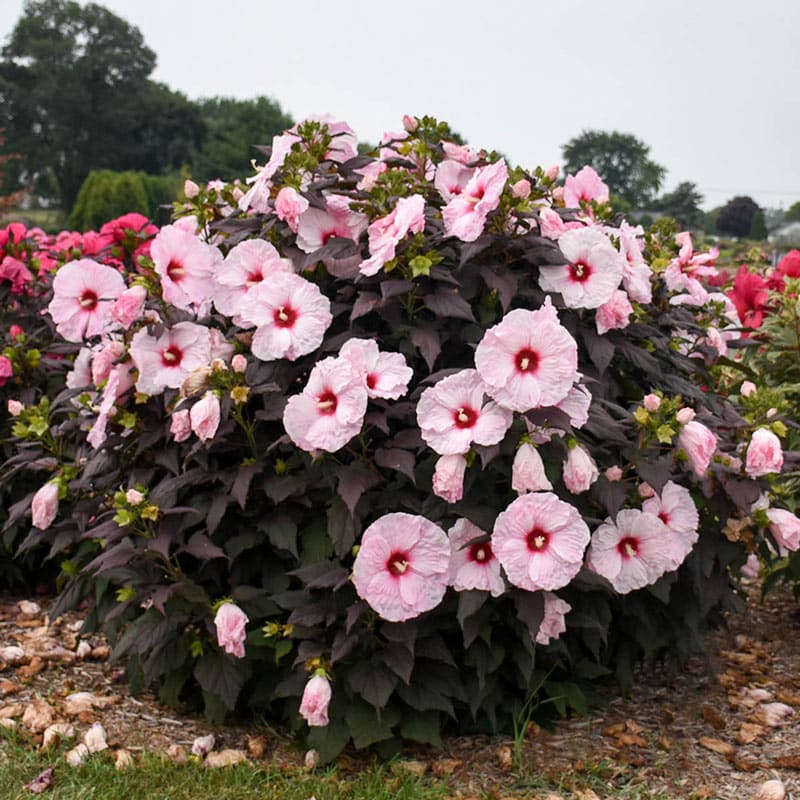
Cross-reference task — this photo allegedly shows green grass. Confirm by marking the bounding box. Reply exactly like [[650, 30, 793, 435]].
[[0, 207, 68, 233]]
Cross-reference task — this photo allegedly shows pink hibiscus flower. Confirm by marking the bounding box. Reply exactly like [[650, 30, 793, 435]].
[[556, 383, 592, 429], [535, 592, 572, 645], [360, 194, 426, 276], [0, 356, 12, 387], [563, 166, 609, 208], [274, 187, 309, 233], [238, 272, 332, 362], [474, 298, 579, 412], [352, 512, 450, 622], [745, 428, 784, 477], [442, 159, 508, 242], [151, 224, 223, 317], [214, 602, 249, 659], [616, 221, 653, 304], [664, 232, 719, 306], [0, 256, 33, 293], [595, 289, 634, 335], [642, 480, 699, 570], [539, 228, 624, 309], [129, 322, 212, 396], [727, 265, 770, 331], [678, 420, 717, 477], [586, 509, 672, 594], [282, 356, 368, 452], [339, 338, 413, 400], [238, 131, 301, 213], [491, 492, 590, 592], [511, 443, 553, 494], [432, 454, 467, 504], [48, 259, 126, 342], [296, 194, 368, 254], [435, 160, 474, 202], [562, 444, 599, 494], [416, 369, 513, 455], [765, 508, 800, 554], [213, 239, 293, 322], [448, 518, 505, 597]]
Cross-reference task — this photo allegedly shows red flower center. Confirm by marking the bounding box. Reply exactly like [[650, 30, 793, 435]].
[[274, 305, 297, 328], [161, 345, 182, 367], [526, 528, 549, 553], [469, 542, 493, 563], [316, 390, 338, 416], [453, 406, 478, 429], [366, 373, 377, 390], [245, 270, 263, 286], [569, 260, 592, 283], [515, 348, 539, 374], [387, 551, 411, 576], [617, 536, 639, 559], [79, 290, 98, 311], [658, 510, 670, 525], [321, 230, 337, 246], [166, 259, 186, 283]]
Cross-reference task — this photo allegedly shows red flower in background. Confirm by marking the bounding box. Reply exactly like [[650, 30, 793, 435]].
[[776, 249, 800, 278], [727, 264, 769, 330]]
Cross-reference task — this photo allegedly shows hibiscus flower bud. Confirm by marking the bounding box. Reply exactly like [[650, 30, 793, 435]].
[[110, 285, 147, 330], [545, 165, 560, 181], [678, 420, 717, 476], [638, 482, 655, 499], [604, 465, 623, 482], [562, 444, 599, 494], [643, 393, 661, 412], [9, 324, 23, 339], [765, 508, 800, 553], [183, 179, 200, 199], [7, 399, 23, 416], [511, 179, 531, 199], [511, 443, 553, 494], [190, 392, 221, 442], [170, 409, 192, 442], [231, 354, 247, 373], [745, 428, 783, 477], [32, 482, 59, 530], [299, 673, 332, 727], [432, 454, 467, 504], [676, 407, 696, 424], [402, 114, 418, 133], [125, 489, 144, 506], [740, 380, 757, 397], [180, 366, 212, 399], [213, 603, 249, 659]]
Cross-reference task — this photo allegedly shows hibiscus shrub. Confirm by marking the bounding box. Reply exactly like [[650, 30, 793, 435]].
[[4, 117, 796, 759]]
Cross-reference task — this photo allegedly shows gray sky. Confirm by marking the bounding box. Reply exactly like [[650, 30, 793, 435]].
[[3, 0, 799, 210]]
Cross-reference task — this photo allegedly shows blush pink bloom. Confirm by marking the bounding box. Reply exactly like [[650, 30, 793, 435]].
[[48, 260, 126, 342], [91, 340, 125, 385], [617, 221, 653, 303], [183, 179, 199, 199], [0, 255, 33, 293], [595, 289, 634, 335], [586, 509, 672, 594], [190, 392, 221, 441], [213, 602, 249, 659], [492, 492, 590, 592], [0, 355, 12, 386], [129, 322, 212, 396], [239, 131, 301, 213], [642, 480, 699, 570], [170, 409, 192, 442], [110, 285, 147, 330], [605, 466, 623, 482], [417, 369, 513, 455], [283, 356, 368, 452], [562, 444, 599, 494], [676, 407, 696, 424], [238, 272, 332, 362], [31, 482, 59, 530], [435, 160, 474, 202], [442, 159, 508, 242], [295, 194, 368, 253], [664, 231, 719, 306], [475, 298, 579, 413], [740, 380, 757, 398], [352, 512, 450, 622], [539, 228, 625, 309], [563, 166, 609, 208], [87, 366, 132, 449], [7, 399, 23, 416], [274, 186, 309, 233], [432, 454, 467, 504], [360, 194, 426, 276], [678, 420, 717, 477], [765, 508, 800, 554], [151, 224, 222, 317], [339, 338, 413, 400], [448, 518, 505, 597], [214, 239, 292, 322], [745, 428, 784, 477], [511, 179, 531, 199], [512, 443, 553, 494], [126, 489, 144, 505], [556, 384, 592, 429], [231, 354, 247, 373], [535, 592, 572, 645], [299, 674, 332, 727], [643, 393, 661, 412]]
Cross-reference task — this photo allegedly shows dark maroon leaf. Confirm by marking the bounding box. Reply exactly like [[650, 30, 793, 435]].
[[24, 766, 55, 794], [480, 266, 518, 312], [513, 590, 544, 641], [335, 466, 381, 515], [232, 462, 262, 509], [351, 291, 381, 320], [375, 448, 417, 483], [182, 533, 228, 561], [194, 650, 245, 711], [424, 288, 476, 322], [410, 326, 441, 371], [380, 279, 414, 300]]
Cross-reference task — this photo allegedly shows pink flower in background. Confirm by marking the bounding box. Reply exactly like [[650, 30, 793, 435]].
[[110, 285, 147, 329], [0, 355, 12, 387], [190, 392, 221, 441], [213, 602, 249, 659], [448, 518, 504, 597], [296, 194, 368, 253], [274, 186, 309, 232], [678, 420, 717, 477], [562, 444, 599, 494], [432, 454, 467, 504], [617, 222, 653, 304], [642, 480, 699, 570], [214, 239, 293, 322], [563, 166, 609, 207], [170, 409, 192, 442], [536, 592, 571, 645], [151, 224, 222, 317], [296, 115, 359, 162], [99, 213, 158, 246], [0, 256, 33, 293], [676, 407, 695, 424], [539, 227, 625, 309], [492, 492, 590, 592], [7, 399, 23, 416], [339, 338, 412, 400], [766, 508, 800, 554], [512, 443, 553, 494], [435, 160, 474, 202], [442, 142, 477, 164], [475, 298, 579, 412], [360, 194, 426, 276], [48, 260, 126, 342], [587, 509, 672, 594], [9, 324, 23, 340], [129, 321, 212, 396], [31, 482, 59, 530], [417, 369, 513, 455], [595, 289, 634, 335], [442, 159, 508, 242], [283, 356, 368, 452], [745, 428, 784, 477], [643, 393, 661, 412], [86, 365, 134, 449], [91, 340, 125, 385], [352, 512, 450, 622], [238, 131, 301, 213], [354, 160, 387, 191], [664, 231, 719, 306], [239, 272, 332, 362], [299, 674, 332, 727], [183, 179, 199, 199]]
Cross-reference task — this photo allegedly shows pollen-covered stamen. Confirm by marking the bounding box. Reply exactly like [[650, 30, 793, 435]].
[[569, 260, 592, 283], [454, 406, 478, 429], [166, 260, 186, 282], [526, 528, 549, 552], [618, 536, 639, 558], [316, 390, 338, 415], [79, 290, 98, 310], [515, 348, 539, 374], [274, 305, 297, 327], [161, 345, 183, 367], [469, 542, 493, 563], [387, 552, 410, 576]]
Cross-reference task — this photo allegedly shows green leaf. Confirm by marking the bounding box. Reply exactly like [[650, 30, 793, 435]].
[[194, 650, 246, 710], [347, 660, 398, 710], [344, 700, 400, 749], [656, 424, 676, 444], [400, 710, 442, 747], [306, 718, 351, 764]]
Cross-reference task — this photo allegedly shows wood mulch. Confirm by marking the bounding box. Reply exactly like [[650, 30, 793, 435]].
[[1, 577, 799, 799]]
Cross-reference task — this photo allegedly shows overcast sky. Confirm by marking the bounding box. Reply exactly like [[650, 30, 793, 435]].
[[3, 0, 799, 210]]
